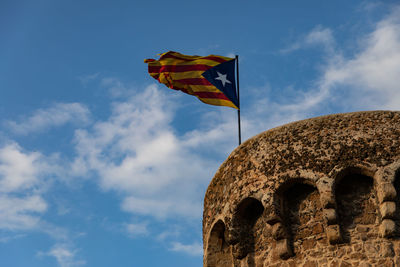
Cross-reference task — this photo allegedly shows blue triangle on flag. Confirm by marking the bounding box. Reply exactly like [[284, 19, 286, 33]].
[[202, 59, 239, 108]]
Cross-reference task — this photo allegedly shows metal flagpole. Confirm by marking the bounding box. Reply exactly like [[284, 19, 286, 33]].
[[235, 55, 241, 145]]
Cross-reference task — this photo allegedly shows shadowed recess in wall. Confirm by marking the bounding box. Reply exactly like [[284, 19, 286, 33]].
[[206, 220, 232, 267], [232, 197, 264, 261], [336, 174, 378, 242], [282, 183, 326, 255]]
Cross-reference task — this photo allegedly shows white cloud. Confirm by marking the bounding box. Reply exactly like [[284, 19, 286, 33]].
[[121, 196, 201, 219], [305, 26, 335, 50], [100, 77, 130, 97], [321, 6, 400, 110], [268, 6, 400, 123], [0, 142, 85, 267], [280, 25, 335, 54], [0, 195, 47, 230], [125, 222, 148, 237], [170, 241, 203, 256], [6, 102, 90, 135], [0, 143, 43, 192], [72, 84, 219, 220], [0, 143, 53, 230], [38, 244, 85, 267], [156, 226, 181, 241]]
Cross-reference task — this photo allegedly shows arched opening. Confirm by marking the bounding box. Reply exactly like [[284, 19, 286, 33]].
[[232, 197, 264, 260], [206, 220, 232, 267], [236, 198, 264, 225], [335, 173, 378, 242], [281, 182, 325, 255]]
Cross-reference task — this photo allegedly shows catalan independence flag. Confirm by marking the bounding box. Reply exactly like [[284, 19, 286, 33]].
[[144, 51, 239, 109]]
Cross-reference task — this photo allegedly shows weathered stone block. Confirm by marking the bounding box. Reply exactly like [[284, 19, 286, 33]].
[[231, 243, 246, 260], [271, 222, 286, 240], [380, 201, 396, 219], [379, 219, 396, 238], [266, 214, 281, 225], [303, 260, 318, 267], [326, 224, 341, 244], [275, 239, 292, 260], [380, 242, 394, 257], [320, 193, 335, 208], [265, 206, 281, 225], [377, 183, 397, 202], [340, 260, 351, 267], [323, 208, 337, 224]]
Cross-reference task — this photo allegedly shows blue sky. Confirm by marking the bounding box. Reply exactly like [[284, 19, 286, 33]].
[[1, 1, 400, 266]]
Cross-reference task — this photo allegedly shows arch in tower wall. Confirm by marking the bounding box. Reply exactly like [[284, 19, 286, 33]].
[[230, 197, 265, 260], [205, 219, 232, 267], [268, 177, 325, 258], [280, 182, 325, 255], [334, 167, 379, 243]]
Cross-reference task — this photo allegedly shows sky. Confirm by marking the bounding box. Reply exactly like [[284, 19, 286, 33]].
[[1, 0, 400, 266]]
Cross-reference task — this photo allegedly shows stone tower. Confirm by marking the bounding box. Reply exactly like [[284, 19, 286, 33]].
[[203, 111, 400, 267]]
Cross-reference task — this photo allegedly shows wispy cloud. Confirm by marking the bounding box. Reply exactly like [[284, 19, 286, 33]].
[[72, 84, 219, 220], [280, 25, 335, 54], [0, 233, 25, 243], [0, 143, 52, 230], [170, 241, 203, 256], [6, 103, 90, 135], [0, 195, 47, 230], [125, 221, 149, 237], [269, 6, 400, 122], [0, 143, 43, 192], [78, 73, 100, 87], [0, 142, 85, 266], [38, 243, 86, 267], [320, 6, 400, 110]]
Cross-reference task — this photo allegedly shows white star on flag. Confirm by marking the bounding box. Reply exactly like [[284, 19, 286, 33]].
[[215, 71, 231, 87]]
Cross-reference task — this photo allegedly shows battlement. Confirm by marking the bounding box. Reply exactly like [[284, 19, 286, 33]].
[[203, 111, 400, 267]]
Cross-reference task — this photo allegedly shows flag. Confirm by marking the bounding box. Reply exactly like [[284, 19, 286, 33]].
[[144, 51, 239, 109]]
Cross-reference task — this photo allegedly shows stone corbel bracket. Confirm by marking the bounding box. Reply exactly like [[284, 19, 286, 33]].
[[264, 195, 292, 259], [317, 176, 342, 244], [376, 162, 400, 238]]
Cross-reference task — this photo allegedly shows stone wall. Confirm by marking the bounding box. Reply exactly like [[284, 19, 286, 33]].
[[203, 111, 400, 267]]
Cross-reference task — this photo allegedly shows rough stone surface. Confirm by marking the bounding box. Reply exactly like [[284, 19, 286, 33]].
[[326, 224, 341, 244], [380, 219, 396, 237], [380, 202, 396, 219], [203, 111, 400, 267], [323, 208, 337, 225]]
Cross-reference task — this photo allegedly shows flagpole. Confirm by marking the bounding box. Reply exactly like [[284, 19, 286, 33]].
[[235, 55, 241, 145]]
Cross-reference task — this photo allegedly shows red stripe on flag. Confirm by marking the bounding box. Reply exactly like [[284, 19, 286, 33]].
[[148, 64, 212, 73], [161, 53, 227, 64], [175, 78, 212, 85], [194, 91, 230, 100], [167, 85, 228, 100]]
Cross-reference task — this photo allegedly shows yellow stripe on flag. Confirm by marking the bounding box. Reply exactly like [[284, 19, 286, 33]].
[[144, 51, 238, 109]]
